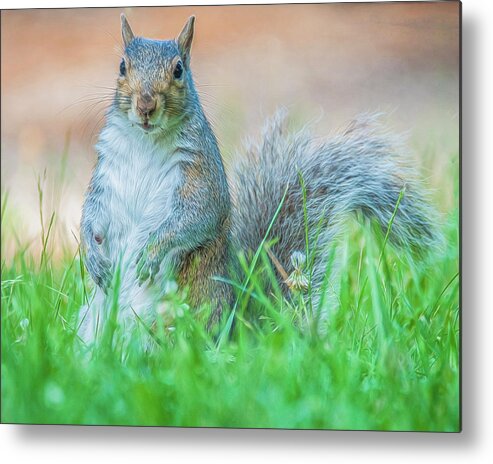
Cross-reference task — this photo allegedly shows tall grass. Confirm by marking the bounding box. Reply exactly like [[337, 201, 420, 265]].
[[0, 146, 459, 431]]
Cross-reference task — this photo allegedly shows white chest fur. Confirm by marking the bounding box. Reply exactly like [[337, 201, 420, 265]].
[[97, 120, 184, 268], [79, 117, 189, 345]]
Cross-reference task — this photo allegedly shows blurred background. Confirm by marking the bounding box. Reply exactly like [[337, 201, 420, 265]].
[[1, 3, 459, 256]]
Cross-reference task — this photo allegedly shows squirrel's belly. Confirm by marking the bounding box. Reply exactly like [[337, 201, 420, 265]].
[[104, 158, 179, 266]]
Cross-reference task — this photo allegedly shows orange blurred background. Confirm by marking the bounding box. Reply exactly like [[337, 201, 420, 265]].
[[1, 3, 459, 254]]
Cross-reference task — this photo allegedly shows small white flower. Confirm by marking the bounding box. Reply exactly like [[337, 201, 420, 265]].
[[286, 251, 309, 293]]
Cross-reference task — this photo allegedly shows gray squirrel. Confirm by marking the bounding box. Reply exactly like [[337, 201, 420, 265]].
[[78, 15, 437, 343]]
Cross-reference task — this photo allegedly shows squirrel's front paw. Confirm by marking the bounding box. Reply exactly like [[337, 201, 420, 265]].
[[85, 248, 112, 291], [136, 238, 163, 285]]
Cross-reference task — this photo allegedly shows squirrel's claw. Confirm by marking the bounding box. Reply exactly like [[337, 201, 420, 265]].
[[84, 248, 112, 292], [96, 270, 112, 293]]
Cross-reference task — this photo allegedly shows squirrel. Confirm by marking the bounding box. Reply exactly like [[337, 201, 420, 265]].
[[78, 15, 438, 344]]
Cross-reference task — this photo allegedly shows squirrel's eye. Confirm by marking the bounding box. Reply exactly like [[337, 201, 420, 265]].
[[173, 61, 183, 79], [119, 59, 126, 77]]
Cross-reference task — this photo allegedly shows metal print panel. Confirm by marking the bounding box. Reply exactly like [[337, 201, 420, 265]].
[[1, 1, 460, 431]]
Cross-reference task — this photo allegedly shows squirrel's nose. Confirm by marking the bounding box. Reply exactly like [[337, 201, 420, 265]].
[[137, 94, 157, 119]]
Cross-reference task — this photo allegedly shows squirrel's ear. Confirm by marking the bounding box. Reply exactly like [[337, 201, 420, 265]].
[[121, 13, 135, 47], [176, 16, 195, 67]]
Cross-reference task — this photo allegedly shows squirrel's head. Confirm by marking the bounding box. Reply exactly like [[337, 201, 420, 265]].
[[115, 14, 196, 134]]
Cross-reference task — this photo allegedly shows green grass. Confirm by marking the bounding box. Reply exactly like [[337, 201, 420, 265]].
[[0, 149, 459, 431]]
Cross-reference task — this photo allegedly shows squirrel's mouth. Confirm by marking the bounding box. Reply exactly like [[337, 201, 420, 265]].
[[138, 121, 157, 132]]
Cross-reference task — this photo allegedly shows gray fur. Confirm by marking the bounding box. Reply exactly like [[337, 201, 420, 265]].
[[79, 20, 230, 342], [80, 16, 438, 343], [230, 111, 439, 294]]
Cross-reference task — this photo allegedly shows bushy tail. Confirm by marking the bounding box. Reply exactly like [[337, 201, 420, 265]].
[[229, 111, 439, 291]]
